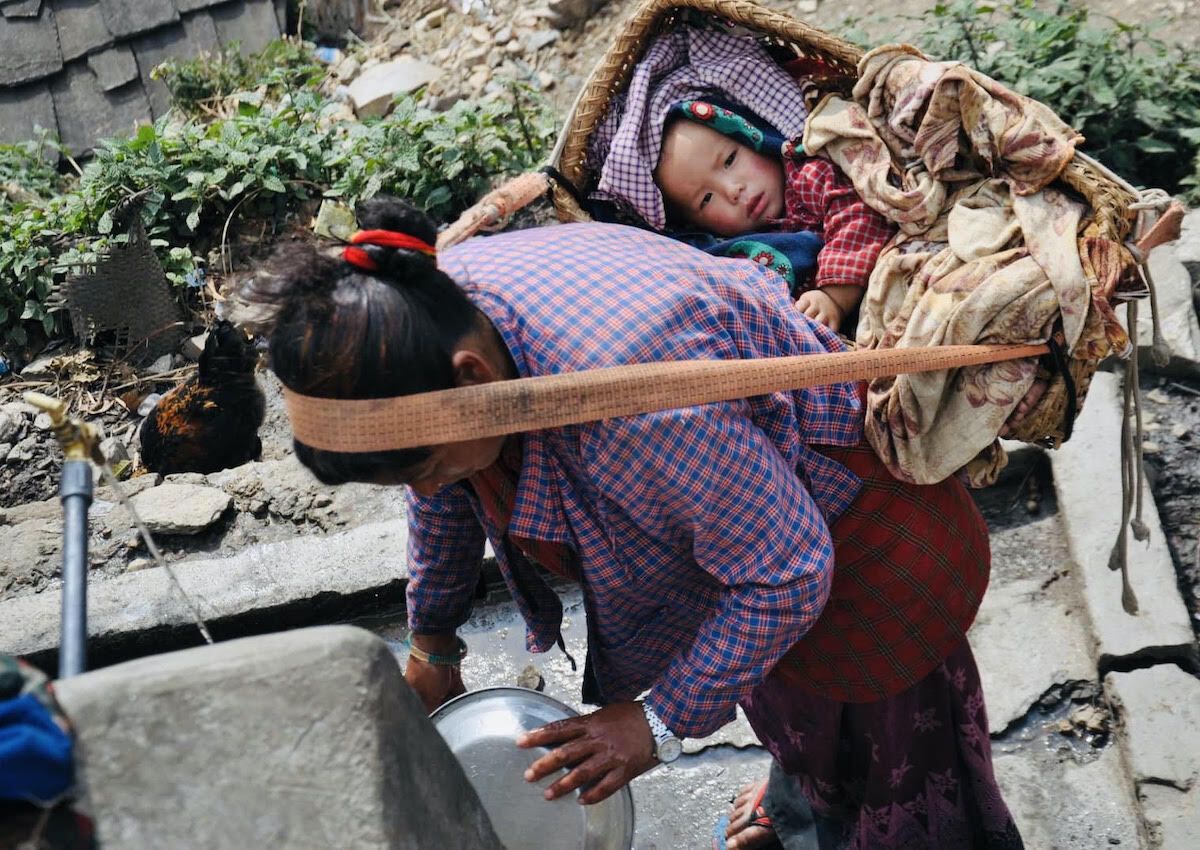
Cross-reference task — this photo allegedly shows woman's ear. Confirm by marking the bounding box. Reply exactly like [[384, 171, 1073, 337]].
[[450, 349, 500, 387]]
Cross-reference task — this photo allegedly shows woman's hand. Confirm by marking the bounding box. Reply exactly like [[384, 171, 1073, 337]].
[[516, 701, 658, 805], [404, 633, 466, 713]]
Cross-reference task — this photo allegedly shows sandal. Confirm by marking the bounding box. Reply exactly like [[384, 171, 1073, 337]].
[[711, 780, 781, 850]]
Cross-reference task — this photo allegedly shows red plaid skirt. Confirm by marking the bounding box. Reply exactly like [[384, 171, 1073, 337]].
[[775, 441, 991, 702]]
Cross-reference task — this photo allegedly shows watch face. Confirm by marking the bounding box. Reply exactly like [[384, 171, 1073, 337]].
[[658, 737, 683, 764]]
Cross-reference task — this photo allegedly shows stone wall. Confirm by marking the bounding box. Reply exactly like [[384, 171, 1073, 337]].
[[0, 0, 286, 155]]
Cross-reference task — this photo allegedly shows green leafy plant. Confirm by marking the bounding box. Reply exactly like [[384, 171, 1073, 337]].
[[0, 39, 555, 351], [904, 0, 1200, 202], [0, 134, 68, 211], [151, 39, 325, 115]]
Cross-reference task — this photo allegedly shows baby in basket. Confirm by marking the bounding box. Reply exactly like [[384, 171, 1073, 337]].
[[652, 98, 893, 332]]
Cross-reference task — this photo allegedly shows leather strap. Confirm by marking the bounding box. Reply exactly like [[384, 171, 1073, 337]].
[[283, 343, 1049, 453]]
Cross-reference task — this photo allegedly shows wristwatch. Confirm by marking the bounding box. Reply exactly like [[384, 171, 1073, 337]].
[[640, 701, 683, 764]]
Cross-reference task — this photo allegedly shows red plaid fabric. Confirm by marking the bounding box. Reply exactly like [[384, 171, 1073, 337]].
[[468, 439, 579, 582], [782, 157, 895, 291], [775, 440, 991, 702]]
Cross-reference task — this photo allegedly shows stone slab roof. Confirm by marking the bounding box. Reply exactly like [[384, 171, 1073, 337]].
[[0, 0, 285, 153]]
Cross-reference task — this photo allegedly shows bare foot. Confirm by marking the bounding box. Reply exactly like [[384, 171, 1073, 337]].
[[721, 779, 778, 850]]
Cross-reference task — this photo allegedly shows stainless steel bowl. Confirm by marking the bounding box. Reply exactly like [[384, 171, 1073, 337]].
[[431, 687, 636, 850]]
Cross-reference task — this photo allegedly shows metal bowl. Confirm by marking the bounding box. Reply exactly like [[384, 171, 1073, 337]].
[[431, 687, 636, 850]]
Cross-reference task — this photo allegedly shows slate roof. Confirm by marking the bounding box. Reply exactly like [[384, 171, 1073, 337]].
[[0, 0, 286, 155]]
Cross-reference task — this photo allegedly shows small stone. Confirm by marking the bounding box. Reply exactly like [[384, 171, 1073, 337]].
[[348, 57, 444, 118], [137, 393, 163, 417], [126, 558, 154, 573], [525, 30, 560, 52], [313, 200, 358, 242], [470, 25, 491, 44], [494, 25, 513, 44], [1145, 388, 1172, 404], [6, 436, 37, 463], [100, 436, 130, 468], [504, 39, 524, 56], [182, 333, 208, 362], [796, 0, 820, 13], [127, 483, 233, 535], [0, 443, 11, 463], [19, 354, 58, 380], [333, 55, 361, 82], [536, 71, 556, 90], [0, 411, 18, 443], [516, 664, 545, 692], [467, 67, 491, 91], [33, 412, 52, 430], [1171, 423, 1189, 438], [1142, 440, 1162, 454], [417, 7, 446, 30], [148, 354, 174, 374]]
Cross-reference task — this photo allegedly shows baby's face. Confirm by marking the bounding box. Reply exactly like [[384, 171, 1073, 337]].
[[655, 119, 785, 236]]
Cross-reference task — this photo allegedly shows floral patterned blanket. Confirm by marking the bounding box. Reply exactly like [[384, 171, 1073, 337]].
[[803, 44, 1133, 486]]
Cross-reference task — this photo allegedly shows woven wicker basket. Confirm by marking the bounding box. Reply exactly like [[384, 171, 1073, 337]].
[[535, 0, 1139, 449]]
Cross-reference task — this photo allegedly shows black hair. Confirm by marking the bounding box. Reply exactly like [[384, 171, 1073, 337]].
[[240, 197, 478, 484]]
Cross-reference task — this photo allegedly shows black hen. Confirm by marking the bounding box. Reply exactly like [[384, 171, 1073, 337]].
[[139, 320, 265, 475]]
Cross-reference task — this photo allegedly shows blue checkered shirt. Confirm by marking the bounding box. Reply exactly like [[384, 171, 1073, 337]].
[[406, 223, 863, 737]]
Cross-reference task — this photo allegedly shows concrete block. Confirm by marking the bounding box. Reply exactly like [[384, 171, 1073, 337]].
[[1105, 665, 1200, 788], [50, 64, 150, 154], [210, 0, 281, 56], [54, 0, 114, 61], [0, 519, 409, 657], [0, 81, 57, 147], [0, 4, 62, 87], [969, 576, 1095, 733], [1049, 371, 1196, 666], [1139, 784, 1200, 850], [348, 57, 443, 119], [1134, 242, 1200, 375], [98, 0, 178, 39], [992, 745, 1141, 850], [1178, 208, 1200, 284], [1, 0, 43, 18], [53, 626, 504, 850], [87, 44, 139, 91]]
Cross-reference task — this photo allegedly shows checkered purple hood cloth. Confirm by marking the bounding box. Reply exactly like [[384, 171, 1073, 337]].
[[587, 25, 810, 230]]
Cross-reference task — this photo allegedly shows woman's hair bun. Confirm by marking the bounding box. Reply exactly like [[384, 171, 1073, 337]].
[[353, 196, 439, 278], [355, 197, 437, 245]]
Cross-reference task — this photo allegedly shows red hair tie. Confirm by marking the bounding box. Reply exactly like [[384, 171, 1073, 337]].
[[342, 229, 437, 272]]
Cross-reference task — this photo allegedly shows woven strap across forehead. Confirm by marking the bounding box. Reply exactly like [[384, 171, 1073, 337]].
[[283, 343, 1048, 452]]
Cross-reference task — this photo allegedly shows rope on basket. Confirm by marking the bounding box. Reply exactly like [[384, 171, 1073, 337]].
[[1107, 193, 1186, 614], [436, 172, 553, 251]]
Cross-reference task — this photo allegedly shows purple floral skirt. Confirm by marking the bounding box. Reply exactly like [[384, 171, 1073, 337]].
[[741, 637, 1023, 849]]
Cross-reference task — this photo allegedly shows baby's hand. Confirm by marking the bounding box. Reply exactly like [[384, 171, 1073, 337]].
[[795, 289, 844, 331]]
